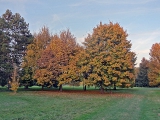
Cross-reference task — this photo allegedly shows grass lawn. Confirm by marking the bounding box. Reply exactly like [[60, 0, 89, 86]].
[[0, 86, 159, 120]]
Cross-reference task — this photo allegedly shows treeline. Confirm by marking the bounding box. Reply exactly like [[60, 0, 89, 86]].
[[135, 43, 160, 87], [20, 22, 137, 92], [0, 10, 159, 93]]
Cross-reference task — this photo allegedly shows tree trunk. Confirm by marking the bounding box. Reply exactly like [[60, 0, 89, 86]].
[[113, 83, 116, 90], [59, 85, 62, 92], [83, 85, 86, 91], [7, 82, 11, 90], [100, 85, 104, 93], [42, 85, 44, 90], [25, 85, 29, 89], [110, 87, 112, 94]]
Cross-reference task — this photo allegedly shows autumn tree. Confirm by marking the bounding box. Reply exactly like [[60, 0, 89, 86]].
[[58, 44, 83, 89], [83, 22, 136, 92], [21, 26, 51, 88], [135, 57, 149, 87], [10, 63, 19, 94], [34, 46, 55, 89], [148, 43, 160, 87], [49, 30, 80, 91], [77, 48, 96, 91], [32, 29, 79, 91]]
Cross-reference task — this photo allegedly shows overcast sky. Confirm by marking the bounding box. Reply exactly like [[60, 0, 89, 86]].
[[0, 0, 160, 66]]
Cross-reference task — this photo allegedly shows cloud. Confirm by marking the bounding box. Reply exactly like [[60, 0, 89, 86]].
[[91, 0, 156, 5], [129, 29, 160, 66], [52, 14, 60, 22], [77, 37, 85, 45], [131, 30, 160, 50]]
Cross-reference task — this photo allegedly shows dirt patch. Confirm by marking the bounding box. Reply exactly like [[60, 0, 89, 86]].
[[30, 90, 134, 98]]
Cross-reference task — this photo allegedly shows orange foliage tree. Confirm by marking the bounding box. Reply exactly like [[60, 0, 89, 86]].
[[148, 43, 160, 87], [49, 30, 80, 91], [33, 30, 80, 91], [21, 27, 52, 88]]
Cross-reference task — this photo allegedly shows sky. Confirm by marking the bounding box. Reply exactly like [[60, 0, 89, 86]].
[[0, 0, 160, 66]]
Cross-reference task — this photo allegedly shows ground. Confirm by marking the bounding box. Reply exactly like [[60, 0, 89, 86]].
[[0, 86, 159, 120]]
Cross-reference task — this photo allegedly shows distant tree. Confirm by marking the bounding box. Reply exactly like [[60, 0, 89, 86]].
[[0, 9, 32, 87], [134, 67, 139, 83], [148, 43, 160, 87], [83, 22, 136, 92], [135, 57, 149, 87], [21, 26, 51, 88]]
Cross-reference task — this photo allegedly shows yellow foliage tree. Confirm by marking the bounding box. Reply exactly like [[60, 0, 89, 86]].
[[21, 26, 52, 88], [10, 63, 19, 94], [49, 30, 80, 91], [83, 22, 136, 92], [148, 43, 160, 87]]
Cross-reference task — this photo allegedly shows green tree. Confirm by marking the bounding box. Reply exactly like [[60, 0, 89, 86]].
[[2, 9, 32, 65], [83, 22, 136, 92], [19, 67, 35, 89], [0, 17, 12, 86], [0, 9, 32, 87], [135, 57, 149, 87]]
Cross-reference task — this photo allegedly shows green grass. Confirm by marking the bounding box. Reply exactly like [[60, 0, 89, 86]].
[[0, 87, 159, 120]]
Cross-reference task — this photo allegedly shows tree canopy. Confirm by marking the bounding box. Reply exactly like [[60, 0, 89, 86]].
[[82, 22, 136, 92]]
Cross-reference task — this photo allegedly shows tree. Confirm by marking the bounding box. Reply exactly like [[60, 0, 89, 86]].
[[49, 30, 80, 91], [19, 67, 35, 89], [148, 43, 160, 87], [0, 9, 32, 87], [2, 9, 32, 65], [0, 17, 12, 86], [83, 22, 136, 92], [135, 57, 149, 87], [10, 63, 19, 94], [21, 26, 51, 88], [76, 48, 93, 91], [58, 44, 82, 89], [32, 29, 79, 91], [34, 46, 55, 89]]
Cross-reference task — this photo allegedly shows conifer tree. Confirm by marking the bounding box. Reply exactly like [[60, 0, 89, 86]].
[[0, 17, 12, 86], [0, 9, 32, 87], [135, 57, 149, 87]]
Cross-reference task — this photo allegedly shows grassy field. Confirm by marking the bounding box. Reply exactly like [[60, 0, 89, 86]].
[[0, 86, 159, 120]]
